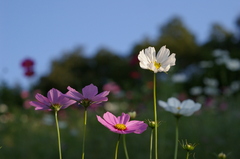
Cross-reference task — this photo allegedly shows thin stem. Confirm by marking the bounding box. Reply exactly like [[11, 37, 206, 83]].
[[114, 134, 121, 159], [174, 118, 179, 159], [153, 73, 158, 159], [149, 129, 154, 159], [123, 134, 129, 159], [54, 110, 62, 159], [186, 151, 189, 159], [82, 108, 88, 159]]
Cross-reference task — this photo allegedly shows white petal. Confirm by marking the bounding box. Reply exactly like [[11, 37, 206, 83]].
[[145, 47, 156, 62], [179, 100, 201, 116], [139, 61, 149, 69], [162, 53, 176, 66], [138, 50, 148, 63], [157, 46, 170, 63], [158, 100, 167, 108], [167, 97, 180, 108]]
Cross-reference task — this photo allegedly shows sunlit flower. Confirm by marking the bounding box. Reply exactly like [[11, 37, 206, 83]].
[[158, 97, 201, 117], [29, 88, 76, 111], [138, 46, 176, 73], [96, 112, 148, 134], [65, 84, 110, 108]]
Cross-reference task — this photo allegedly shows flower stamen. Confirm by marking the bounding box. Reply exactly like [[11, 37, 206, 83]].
[[154, 61, 161, 69], [52, 104, 62, 111], [114, 124, 127, 130]]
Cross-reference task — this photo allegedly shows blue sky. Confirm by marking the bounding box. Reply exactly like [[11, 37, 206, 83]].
[[0, 1, 239, 89]]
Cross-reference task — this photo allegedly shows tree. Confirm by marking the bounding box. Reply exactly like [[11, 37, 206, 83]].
[[155, 16, 200, 67]]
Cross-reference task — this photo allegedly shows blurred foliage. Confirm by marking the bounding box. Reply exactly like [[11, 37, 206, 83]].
[[0, 82, 23, 110]]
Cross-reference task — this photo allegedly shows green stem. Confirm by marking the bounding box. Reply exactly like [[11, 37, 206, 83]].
[[54, 110, 62, 159], [149, 129, 154, 159], [123, 134, 129, 159], [82, 108, 88, 159], [186, 151, 189, 159], [114, 134, 121, 159], [153, 73, 158, 159], [174, 118, 179, 159]]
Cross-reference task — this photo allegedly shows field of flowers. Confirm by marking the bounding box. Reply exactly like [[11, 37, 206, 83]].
[[0, 93, 239, 159], [1, 47, 240, 159]]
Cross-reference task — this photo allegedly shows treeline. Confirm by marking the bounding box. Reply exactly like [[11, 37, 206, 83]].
[[1, 16, 240, 107]]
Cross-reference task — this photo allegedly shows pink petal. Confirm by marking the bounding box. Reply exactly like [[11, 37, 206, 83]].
[[35, 93, 50, 105], [103, 112, 118, 125], [82, 84, 98, 99], [117, 113, 130, 124], [66, 86, 84, 100], [29, 101, 51, 110], [125, 120, 148, 134], [96, 115, 114, 131], [92, 91, 110, 103], [47, 88, 62, 104], [58, 95, 76, 109]]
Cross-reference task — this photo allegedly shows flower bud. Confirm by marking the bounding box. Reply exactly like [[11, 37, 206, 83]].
[[218, 152, 226, 159], [128, 111, 137, 119], [145, 119, 161, 129], [180, 140, 198, 151]]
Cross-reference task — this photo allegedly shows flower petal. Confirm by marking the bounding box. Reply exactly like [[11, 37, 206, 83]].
[[125, 120, 148, 134], [58, 95, 76, 109], [35, 93, 50, 106], [117, 113, 130, 124], [96, 115, 114, 131], [47, 88, 62, 104], [103, 112, 118, 125], [82, 84, 98, 99], [65, 86, 84, 101], [92, 91, 110, 104], [157, 45, 170, 63], [29, 101, 51, 110], [167, 97, 181, 108]]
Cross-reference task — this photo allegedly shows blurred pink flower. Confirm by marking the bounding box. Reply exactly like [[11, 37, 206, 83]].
[[103, 82, 121, 95], [21, 58, 34, 67], [21, 58, 35, 77], [24, 68, 34, 77], [65, 84, 110, 108], [96, 112, 148, 134], [130, 71, 140, 79], [29, 88, 75, 111], [23, 100, 32, 109], [21, 90, 29, 99]]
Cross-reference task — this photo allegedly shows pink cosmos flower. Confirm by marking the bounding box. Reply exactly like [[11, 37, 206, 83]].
[[65, 84, 110, 108], [29, 88, 76, 111], [96, 112, 148, 134]]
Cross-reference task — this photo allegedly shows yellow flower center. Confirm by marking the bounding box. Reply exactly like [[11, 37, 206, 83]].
[[177, 106, 181, 110], [52, 104, 62, 111], [154, 61, 161, 69], [114, 124, 127, 130]]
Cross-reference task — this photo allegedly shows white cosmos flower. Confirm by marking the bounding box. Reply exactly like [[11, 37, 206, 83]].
[[138, 46, 176, 73], [158, 97, 201, 117]]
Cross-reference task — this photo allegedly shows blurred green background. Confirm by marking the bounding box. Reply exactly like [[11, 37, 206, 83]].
[[1, 16, 240, 158]]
